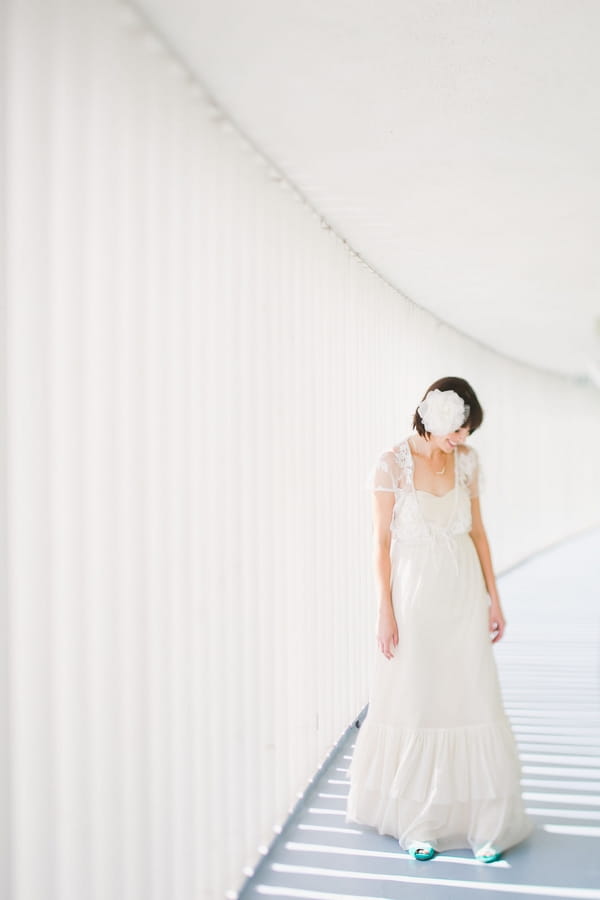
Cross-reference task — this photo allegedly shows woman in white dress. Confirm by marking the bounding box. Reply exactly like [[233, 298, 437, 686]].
[[346, 376, 533, 862]]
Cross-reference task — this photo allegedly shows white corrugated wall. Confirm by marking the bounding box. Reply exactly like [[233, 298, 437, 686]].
[[2, 1, 599, 898]]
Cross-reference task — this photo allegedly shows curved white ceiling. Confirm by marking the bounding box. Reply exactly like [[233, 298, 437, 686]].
[[135, 0, 600, 379]]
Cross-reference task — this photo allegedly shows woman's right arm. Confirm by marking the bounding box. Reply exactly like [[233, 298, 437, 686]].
[[372, 491, 398, 659]]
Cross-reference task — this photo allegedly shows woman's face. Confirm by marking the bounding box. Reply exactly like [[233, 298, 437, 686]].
[[435, 426, 470, 453]]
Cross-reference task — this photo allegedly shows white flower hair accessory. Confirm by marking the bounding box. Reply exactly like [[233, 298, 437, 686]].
[[417, 389, 469, 435]]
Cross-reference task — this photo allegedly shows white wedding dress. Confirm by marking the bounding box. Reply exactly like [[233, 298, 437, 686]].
[[346, 438, 533, 854]]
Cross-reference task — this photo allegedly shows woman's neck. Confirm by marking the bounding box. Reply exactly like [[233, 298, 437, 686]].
[[409, 433, 449, 460]]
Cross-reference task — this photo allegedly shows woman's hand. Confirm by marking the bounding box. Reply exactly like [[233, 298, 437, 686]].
[[489, 601, 506, 643], [376, 606, 399, 659]]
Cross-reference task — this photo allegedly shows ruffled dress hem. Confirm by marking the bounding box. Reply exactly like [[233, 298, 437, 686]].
[[346, 716, 534, 853]]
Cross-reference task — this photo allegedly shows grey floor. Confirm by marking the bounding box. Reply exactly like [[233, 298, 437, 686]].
[[240, 528, 600, 900]]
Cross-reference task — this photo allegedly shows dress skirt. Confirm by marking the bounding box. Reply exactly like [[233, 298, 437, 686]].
[[346, 489, 534, 853]]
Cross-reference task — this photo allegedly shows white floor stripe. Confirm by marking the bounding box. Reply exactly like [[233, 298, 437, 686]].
[[297, 825, 363, 836], [283, 841, 510, 868], [522, 766, 600, 777], [514, 730, 600, 742], [522, 778, 600, 791], [522, 791, 600, 806], [266, 863, 600, 898], [307, 808, 346, 817], [506, 710, 600, 719], [518, 744, 600, 755], [543, 824, 600, 837], [520, 754, 600, 765], [525, 807, 600, 821]]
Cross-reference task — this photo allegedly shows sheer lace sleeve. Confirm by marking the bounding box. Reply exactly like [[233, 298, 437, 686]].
[[459, 445, 482, 499], [364, 449, 404, 493]]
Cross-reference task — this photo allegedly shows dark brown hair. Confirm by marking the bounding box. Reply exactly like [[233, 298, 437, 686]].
[[412, 376, 484, 438]]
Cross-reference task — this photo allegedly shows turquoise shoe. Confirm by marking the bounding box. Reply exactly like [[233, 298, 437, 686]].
[[407, 841, 436, 861], [475, 846, 502, 863]]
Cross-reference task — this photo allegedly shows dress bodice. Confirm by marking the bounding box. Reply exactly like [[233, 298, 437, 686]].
[[366, 438, 481, 545], [415, 487, 458, 529]]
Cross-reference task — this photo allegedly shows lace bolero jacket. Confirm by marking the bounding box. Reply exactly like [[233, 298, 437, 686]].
[[365, 438, 482, 543]]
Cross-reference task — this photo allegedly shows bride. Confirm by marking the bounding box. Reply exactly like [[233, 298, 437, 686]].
[[346, 376, 533, 862]]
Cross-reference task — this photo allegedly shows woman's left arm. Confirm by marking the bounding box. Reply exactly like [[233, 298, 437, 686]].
[[469, 497, 505, 643]]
